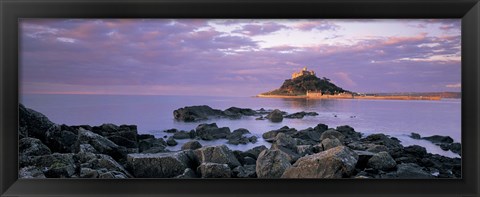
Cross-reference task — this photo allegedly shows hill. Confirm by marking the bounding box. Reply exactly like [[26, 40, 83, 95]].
[[260, 74, 349, 96]]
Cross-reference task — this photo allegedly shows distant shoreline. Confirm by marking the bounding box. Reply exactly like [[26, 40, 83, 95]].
[[256, 94, 442, 101]]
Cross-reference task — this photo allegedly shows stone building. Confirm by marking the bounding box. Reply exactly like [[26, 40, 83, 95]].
[[292, 67, 316, 79]]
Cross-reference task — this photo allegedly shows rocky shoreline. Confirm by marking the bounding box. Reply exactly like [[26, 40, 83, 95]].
[[19, 104, 461, 179]]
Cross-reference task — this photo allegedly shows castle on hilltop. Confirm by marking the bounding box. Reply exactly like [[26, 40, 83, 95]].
[[292, 67, 316, 79]]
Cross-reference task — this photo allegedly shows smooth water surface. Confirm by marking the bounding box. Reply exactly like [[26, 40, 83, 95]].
[[21, 94, 461, 158]]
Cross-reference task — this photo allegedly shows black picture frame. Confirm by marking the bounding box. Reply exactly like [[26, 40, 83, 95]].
[[1, 0, 479, 196]]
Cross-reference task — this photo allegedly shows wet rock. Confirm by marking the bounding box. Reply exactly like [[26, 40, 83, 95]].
[[410, 132, 421, 139], [173, 105, 224, 122], [256, 149, 291, 178], [172, 131, 190, 139], [266, 109, 284, 122], [195, 123, 231, 140], [422, 135, 454, 144], [403, 145, 427, 158], [194, 145, 241, 168], [284, 111, 318, 119], [440, 143, 461, 155], [164, 129, 178, 133], [281, 146, 358, 178], [166, 137, 178, 146], [367, 151, 397, 171], [181, 140, 202, 150], [262, 126, 297, 140]]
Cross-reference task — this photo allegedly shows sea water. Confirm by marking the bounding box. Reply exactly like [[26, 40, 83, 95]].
[[21, 94, 461, 158]]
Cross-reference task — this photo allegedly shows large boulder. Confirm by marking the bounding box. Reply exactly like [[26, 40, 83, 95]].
[[126, 151, 196, 178], [292, 128, 323, 143], [262, 126, 297, 140], [76, 128, 127, 161], [270, 133, 300, 162], [226, 128, 251, 145], [173, 105, 224, 122], [194, 145, 241, 168], [367, 151, 397, 171], [197, 163, 231, 178], [19, 137, 51, 157], [138, 138, 167, 153], [266, 109, 284, 122], [195, 123, 231, 140], [403, 145, 427, 158], [31, 153, 76, 178], [320, 129, 346, 142], [362, 134, 404, 157], [19, 104, 56, 141], [76, 153, 133, 178], [281, 146, 358, 178], [223, 107, 257, 118], [243, 145, 268, 159], [256, 149, 291, 178], [336, 125, 362, 142]]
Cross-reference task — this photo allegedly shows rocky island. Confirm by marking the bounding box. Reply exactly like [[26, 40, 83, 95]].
[[19, 104, 461, 179], [258, 67, 446, 101]]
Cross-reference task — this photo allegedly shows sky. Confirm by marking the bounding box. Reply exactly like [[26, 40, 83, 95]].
[[20, 19, 461, 97]]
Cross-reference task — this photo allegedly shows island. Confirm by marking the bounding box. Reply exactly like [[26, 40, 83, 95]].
[[257, 67, 457, 100]]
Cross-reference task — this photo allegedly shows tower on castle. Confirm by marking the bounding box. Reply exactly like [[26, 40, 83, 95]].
[[292, 66, 316, 79]]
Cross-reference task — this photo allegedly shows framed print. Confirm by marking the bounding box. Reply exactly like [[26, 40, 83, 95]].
[[1, 0, 479, 196]]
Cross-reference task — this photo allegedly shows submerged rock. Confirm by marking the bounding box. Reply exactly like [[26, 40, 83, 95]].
[[422, 135, 454, 144], [266, 109, 284, 122], [284, 111, 318, 119]]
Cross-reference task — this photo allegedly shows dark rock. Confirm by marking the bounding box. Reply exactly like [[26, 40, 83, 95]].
[[243, 156, 256, 165], [107, 135, 138, 148], [440, 143, 461, 155], [45, 127, 78, 153], [137, 134, 155, 140], [292, 127, 323, 143], [138, 138, 167, 153], [365, 144, 388, 153], [181, 140, 202, 150], [166, 137, 178, 146], [80, 168, 99, 178], [226, 128, 251, 145], [367, 151, 397, 171], [256, 149, 291, 178], [244, 145, 268, 159], [76, 153, 132, 178], [126, 151, 196, 178], [19, 166, 46, 178], [164, 129, 178, 133], [354, 150, 376, 169], [296, 145, 314, 156], [410, 133, 421, 139], [19, 104, 56, 141], [336, 125, 362, 142], [195, 123, 231, 140], [224, 107, 257, 118], [266, 109, 284, 122], [233, 165, 257, 178], [422, 135, 454, 144], [403, 145, 427, 158], [79, 144, 98, 154], [362, 134, 404, 158], [284, 111, 318, 119], [33, 153, 76, 178], [271, 133, 300, 163], [197, 163, 231, 178], [320, 129, 346, 142], [173, 105, 224, 122], [282, 146, 358, 178], [262, 126, 297, 139], [19, 137, 51, 156], [172, 131, 191, 139], [194, 145, 241, 168], [248, 136, 258, 143], [385, 163, 434, 178], [76, 128, 127, 161], [175, 168, 198, 178]]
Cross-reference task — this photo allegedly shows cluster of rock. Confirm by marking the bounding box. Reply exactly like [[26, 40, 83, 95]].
[[410, 133, 461, 155], [164, 123, 257, 145], [19, 104, 461, 179], [173, 105, 318, 123]]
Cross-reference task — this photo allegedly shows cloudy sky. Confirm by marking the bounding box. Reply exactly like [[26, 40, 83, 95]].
[[20, 19, 461, 96]]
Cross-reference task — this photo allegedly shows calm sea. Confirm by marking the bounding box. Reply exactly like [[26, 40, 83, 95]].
[[21, 94, 461, 158]]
